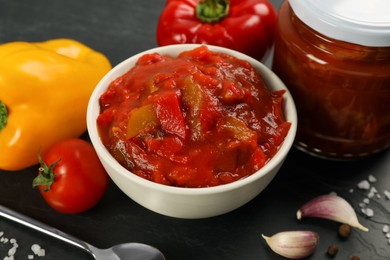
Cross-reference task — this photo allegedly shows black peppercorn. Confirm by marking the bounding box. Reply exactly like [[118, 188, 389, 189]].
[[326, 244, 339, 258], [350, 256, 360, 260], [338, 223, 352, 238]]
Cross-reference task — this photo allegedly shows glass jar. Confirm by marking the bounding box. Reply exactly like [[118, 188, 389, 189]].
[[272, 0, 390, 159]]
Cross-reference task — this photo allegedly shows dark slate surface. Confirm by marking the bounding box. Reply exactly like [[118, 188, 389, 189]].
[[0, 0, 389, 259]]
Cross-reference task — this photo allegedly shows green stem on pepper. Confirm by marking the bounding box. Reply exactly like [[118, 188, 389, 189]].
[[196, 0, 229, 23], [0, 100, 7, 131]]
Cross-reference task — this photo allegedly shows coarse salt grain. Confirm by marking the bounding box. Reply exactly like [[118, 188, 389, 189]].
[[363, 198, 370, 204], [368, 187, 378, 198], [357, 180, 370, 190], [383, 225, 389, 233], [384, 190, 390, 200], [359, 202, 366, 208], [362, 207, 374, 217], [366, 208, 374, 217], [31, 244, 41, 254], [368, 174, 377, 182], [28, 255, 34, 259], [31, 243, 46, 257], [37, 249, 45, 257], [386, 233, 390, 238], [8, 246, 17, 256]]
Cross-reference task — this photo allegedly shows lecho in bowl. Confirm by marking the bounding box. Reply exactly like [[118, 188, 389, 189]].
[[87, 44, 297, 219]]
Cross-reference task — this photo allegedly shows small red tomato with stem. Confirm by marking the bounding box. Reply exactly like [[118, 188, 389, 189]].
[[33, 138, 109, 214]]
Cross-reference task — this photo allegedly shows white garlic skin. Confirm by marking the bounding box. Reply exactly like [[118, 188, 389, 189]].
[[262, 230, 319, 259], [297, 194, 368, 232]]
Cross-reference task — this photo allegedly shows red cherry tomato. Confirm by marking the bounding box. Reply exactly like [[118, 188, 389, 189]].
[[33, 138, 109, 214]]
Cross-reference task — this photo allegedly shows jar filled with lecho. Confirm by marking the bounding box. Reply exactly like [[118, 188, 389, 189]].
[[272, 0, 390, 159]]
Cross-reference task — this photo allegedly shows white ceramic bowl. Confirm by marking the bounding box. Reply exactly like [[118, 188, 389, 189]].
[[87, 44, 297, 219]]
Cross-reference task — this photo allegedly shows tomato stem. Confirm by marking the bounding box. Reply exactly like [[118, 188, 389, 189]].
[[196, 0, 229, 23], [0, 100, 7, 131], [32, 152, 60, 192]]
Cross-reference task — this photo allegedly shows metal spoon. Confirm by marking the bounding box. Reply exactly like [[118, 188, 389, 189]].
[[0, 205, 165, 260]]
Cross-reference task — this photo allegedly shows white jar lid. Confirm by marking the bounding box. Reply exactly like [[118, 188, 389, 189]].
[[289, 0, 390, 47]]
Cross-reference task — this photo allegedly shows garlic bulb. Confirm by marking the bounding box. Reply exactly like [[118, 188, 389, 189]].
[[297, 194, 368, 232], [262, 231, 319, 259]]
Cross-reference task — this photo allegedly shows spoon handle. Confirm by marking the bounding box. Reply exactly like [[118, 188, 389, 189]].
[[0, 205, 95, 257]]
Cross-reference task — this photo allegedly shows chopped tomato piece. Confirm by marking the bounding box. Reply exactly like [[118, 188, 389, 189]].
[[153, 91, 187, 140]]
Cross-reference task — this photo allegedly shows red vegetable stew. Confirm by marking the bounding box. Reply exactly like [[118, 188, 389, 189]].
[[97, 46, 290, 188]]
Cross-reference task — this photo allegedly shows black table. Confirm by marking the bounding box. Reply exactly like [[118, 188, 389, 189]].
[[1, 0, 389, 259]]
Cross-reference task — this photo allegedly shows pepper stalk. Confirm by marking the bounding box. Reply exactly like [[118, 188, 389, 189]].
[[0, 101, 7, 131], [196, 0, 230, 23]]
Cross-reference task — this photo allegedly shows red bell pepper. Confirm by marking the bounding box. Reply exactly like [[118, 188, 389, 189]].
[[156, 0, 277, 62], [153, 91, 187, 140]]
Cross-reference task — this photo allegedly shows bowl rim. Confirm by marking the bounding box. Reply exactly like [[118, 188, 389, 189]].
[[87, 44, 297, 195]]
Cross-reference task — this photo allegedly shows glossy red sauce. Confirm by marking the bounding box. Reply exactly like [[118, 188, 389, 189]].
[[97, 46, 290, 187]]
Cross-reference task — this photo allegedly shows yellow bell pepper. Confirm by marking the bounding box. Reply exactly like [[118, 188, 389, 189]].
[[0, 39, 112, 171]]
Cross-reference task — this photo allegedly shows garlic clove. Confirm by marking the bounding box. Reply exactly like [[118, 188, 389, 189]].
[[297, 194, 368, 232], [262, 231, 319, 259]]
